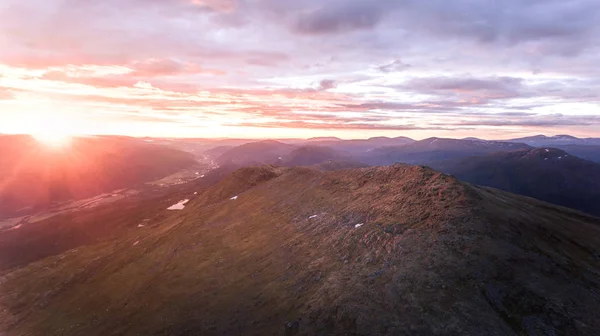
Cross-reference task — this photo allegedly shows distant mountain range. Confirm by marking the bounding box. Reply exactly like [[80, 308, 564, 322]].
[[207, 137, 417, 162], [361, 137, 531, 165], [213, 141, 367, 168], [213, 137, 535, 168], [504, 135, 600, 163], [305, 136, 415, 154], [206, 137, 600, 216], [429, 148, 600, 217], [188, 134, 600, 165], [508, 134, 600, 146]]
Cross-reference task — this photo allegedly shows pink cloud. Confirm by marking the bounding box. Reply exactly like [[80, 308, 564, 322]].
[[37, 59, 225, 90], [40, 71, 138, 89], [0, 54, 128, 70], [129, 59, 225, 77]]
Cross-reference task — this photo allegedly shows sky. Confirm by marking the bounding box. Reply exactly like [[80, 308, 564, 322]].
[[1, 0, 600, 140]]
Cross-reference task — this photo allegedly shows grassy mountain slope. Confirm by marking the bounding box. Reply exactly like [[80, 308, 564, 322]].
[[281, 146, 353, 166], [215, 140, 295, 166], [1, 165, 600, 335], [0, 162, 243, 272]]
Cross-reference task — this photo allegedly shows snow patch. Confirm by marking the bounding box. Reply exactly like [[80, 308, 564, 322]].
[[137, 224, 145, 228], [133, 240, 140, 246], [545, 149, 550, 152], [355, 223, 364, 229], [230, 195, 238, 200], [167, 199, 190, 210], [194, 192, 198, 195], [309, 215, 318, 219]]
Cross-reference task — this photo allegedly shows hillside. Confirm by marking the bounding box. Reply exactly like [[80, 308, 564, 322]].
[[0, 135, 197, 219], [215, 140, 295, 166], [307, 136, 415, 155], [429, 148, 600, 216], [0, 161, 243, 272], [551, 145, 600, 163], [215, 142, 366, 169], [1, 165, 600, 335], [204, 145, 235, 159], [362, 137, 531, 165], [310, 160, 369, 171], [153, 138, 255, 158], [281, 146, 353, 167]]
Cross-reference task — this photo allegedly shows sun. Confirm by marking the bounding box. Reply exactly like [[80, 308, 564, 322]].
[[32, 132, 73, 148], [26, 112, 76, 149]]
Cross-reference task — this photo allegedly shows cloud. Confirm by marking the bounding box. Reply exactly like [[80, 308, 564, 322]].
[[37, 59, 224, 90], [440, 114, 600, 128], [40, 71, 138, 89], [377, 60, 411, 73], [233, 121, 459, 131], [391, 75, 600, 106], [129, 59, 224, 77], [292, 1, 386, 34], [338, 101, 471, 113], [317, 79, 337, 91], [401, 76, 525, 99]]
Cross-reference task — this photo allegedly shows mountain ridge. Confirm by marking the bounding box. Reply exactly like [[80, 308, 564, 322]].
[[509, 134, 600, 146]]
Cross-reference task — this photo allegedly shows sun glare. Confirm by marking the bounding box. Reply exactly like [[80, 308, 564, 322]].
[[32, 132, 73, 148]]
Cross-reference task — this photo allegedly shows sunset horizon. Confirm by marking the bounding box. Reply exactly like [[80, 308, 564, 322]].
[[3, 131, 600, 143]]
